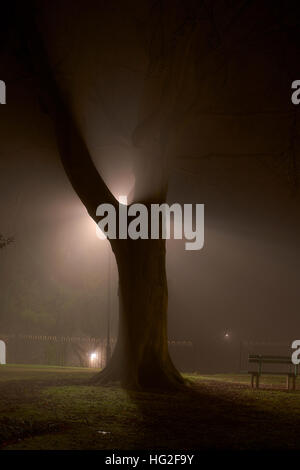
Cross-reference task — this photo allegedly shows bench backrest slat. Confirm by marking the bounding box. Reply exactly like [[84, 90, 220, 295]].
[[249, 359, 292, 364], [249, 355, 291, 361], [248, 354, 298, 375]]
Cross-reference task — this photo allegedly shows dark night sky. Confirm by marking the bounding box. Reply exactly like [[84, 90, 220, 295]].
[[0, 1, 299, 370]]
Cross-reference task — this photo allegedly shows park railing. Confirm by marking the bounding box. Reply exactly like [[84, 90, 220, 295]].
[[0, 333, 193, 369]]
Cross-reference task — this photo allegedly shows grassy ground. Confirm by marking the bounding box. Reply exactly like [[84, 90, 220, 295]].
[[1, 364, 300, 450]]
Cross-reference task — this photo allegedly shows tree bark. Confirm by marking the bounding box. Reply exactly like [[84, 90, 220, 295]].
[[92, 238, 185, 390]]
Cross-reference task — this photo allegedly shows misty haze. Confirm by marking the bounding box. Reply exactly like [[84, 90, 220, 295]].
[[0, 0, 300, 455]]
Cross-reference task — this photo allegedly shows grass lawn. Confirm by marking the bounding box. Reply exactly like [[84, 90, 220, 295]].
[[1, 364, 300, 450]]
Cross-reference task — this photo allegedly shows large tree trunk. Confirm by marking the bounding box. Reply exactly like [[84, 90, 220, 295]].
[[92, 238, 185, 390], [18, 6, 185, 391]]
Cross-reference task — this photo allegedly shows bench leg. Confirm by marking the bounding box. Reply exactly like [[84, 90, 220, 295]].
[[290, 375, 296, 391], [287, 375, 296, 391], [256, 374, 260, 389], [251, 373, 259, 389]]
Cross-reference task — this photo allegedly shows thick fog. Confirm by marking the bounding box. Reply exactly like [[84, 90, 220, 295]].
[[0, 0, 299, 371]]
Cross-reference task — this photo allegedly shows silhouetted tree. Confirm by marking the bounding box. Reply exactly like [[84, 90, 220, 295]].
[[12, 0, 300, 390], [0, 234, 14, 250]]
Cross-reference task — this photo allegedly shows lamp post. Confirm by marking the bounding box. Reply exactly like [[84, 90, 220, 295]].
[[95, 217, 112, 366], [96, 195, 127, 367], [106, 246, 112, 365]]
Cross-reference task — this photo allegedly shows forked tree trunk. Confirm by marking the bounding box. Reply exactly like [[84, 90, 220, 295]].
[[18, 8, 185, 391], [92, 238, 185, 390]]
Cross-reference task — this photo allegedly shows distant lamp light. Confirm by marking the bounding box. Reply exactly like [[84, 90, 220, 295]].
[[89, 352, 99, 368], [224, 332, 230, 339]]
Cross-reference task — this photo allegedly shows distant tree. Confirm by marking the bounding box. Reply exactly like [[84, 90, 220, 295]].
[[0, 234, 14, 250]]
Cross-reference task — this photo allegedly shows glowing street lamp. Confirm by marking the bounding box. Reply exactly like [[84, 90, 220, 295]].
[[95, 194, 128, 240], [118, 195, 128, 205], [90, 352, 98, 367]]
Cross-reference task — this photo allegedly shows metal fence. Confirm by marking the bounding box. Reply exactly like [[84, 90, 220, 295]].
[[0, 333, 111, 368], [0, 333, 193, 370]]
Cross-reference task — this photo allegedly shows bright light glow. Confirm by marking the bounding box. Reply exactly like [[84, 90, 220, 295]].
[[95, 195, 128, 240], [90, 352, 97, 361], [118, 195, 128, 205], [96, 224, 106, 240]]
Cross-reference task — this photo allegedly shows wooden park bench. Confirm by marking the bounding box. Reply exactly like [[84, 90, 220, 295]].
[[248, 355, 299, 390]]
